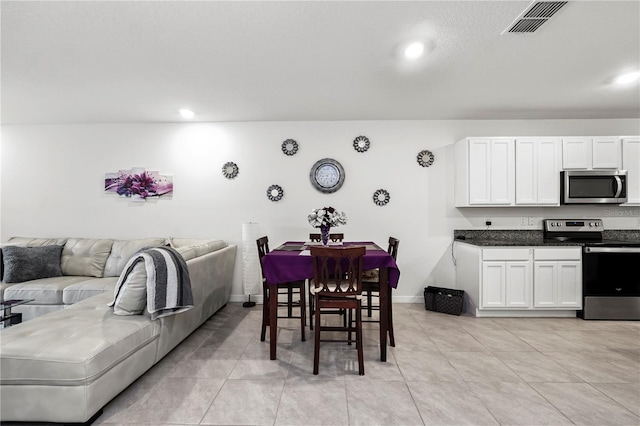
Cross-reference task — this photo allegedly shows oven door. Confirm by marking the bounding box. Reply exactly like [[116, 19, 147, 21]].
[[581, 246, 640, 320], [562, 171, 627, 204]]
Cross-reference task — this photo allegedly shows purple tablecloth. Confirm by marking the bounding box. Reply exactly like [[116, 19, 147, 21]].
[[261, 241, 400, 288]]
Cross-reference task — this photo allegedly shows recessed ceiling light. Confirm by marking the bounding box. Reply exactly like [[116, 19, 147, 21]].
[[615, 71, 639, 85], [404, 42, 425, 59], [180, 108, 195, 119]]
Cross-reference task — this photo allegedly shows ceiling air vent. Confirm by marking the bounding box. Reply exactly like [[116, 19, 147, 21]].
[[502, 1, 567, 34]]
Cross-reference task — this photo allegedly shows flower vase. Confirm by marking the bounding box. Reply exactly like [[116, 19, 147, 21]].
[[320, 225, 330, 246]]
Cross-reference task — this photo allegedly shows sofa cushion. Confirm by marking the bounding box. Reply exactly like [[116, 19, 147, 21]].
[[3, 276, 92, 305], [0, 292, 160, 387], [169, 238, 227, 257], [112, 262, 147, 315], [62, 277, 118, 305], [62, 238, 114, 278], [2, 245, 64, 283], [103, 238, 167, 277]]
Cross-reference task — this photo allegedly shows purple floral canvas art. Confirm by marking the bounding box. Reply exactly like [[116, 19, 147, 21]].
[[105, 167, 173, 202]]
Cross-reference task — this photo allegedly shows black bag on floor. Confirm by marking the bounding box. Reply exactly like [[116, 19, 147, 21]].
[[424, 286, 464, 316]]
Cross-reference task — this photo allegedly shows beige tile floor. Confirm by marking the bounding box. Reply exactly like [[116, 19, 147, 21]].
[[94, 303, 640, 426]]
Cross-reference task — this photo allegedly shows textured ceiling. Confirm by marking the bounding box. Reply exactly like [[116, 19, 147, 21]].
[[1, 1, 639, 125]]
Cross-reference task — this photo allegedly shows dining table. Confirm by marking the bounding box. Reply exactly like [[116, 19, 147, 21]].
[[260, 241, 400, 361]]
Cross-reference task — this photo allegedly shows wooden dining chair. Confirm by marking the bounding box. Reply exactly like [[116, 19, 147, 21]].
[[308, 233, 346, 330], [361, 237, 399, 346], [309, 233, 344, 243], [310, 245, 366, 375], [256, 236, 306, 342]]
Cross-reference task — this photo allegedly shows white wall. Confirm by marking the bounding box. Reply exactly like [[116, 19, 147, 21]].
[[2, 119, 639, 302]]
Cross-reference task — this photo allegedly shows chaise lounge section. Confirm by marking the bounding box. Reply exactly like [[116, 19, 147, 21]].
[[0, 236, 236, 424]]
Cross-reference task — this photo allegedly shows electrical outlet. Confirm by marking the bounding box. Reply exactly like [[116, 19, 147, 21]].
[[485, 219, 492, 226], [520, 217, 527, 226], [528, 217, 535, 226]]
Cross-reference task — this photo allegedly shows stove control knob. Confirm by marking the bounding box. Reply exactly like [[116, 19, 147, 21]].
[[550, 222, 555, 227]]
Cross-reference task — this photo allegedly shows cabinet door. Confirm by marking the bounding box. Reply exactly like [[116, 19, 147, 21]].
[[505, 262, 531, 307], [490, 139, 514, 204], [482, 262, 506, 307], [592, 137, 621, 169], [534, 262, 557, 307], [562, 138, 590, 169], [557, 261, 581, 307], [516, 138, 560, 205], [515, 139, 537, 204], [622, 137, 640, 205], [537, 139, 561, 204], [469, 139, 491, 204]]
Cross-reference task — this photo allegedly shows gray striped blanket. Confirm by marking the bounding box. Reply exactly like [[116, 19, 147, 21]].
[[111, 246, 194, 320]]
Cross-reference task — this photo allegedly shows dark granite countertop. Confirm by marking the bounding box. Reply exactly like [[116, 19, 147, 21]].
[[453, 229, 640, 247]]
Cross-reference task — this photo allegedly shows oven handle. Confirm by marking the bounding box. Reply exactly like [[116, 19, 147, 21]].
[[585, 247, 640, 254], [614, 176, 623, 198]]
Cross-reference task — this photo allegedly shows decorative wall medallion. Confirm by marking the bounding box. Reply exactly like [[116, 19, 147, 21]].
[[417, 150, 435, 167], [353, 136, 370, 153], [267, 184, 284, 202], [281, 139, 299, 156], [105, 167, 173, 202], [373, 189, 390, 206], [221, 161, 239, 179], [310, 158, 346, 193]]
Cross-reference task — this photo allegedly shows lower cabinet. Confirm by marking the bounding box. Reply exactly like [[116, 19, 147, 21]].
[[456, 243, 582, 316], [482, 261, 531, 308]]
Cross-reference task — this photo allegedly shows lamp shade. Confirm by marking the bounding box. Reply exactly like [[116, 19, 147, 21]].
[[241, 222, 262, 296]]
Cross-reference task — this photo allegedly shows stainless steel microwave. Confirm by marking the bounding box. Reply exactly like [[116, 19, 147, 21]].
[[561, 170, 627, 204]]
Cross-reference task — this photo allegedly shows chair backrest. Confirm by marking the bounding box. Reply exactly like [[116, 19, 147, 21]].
[[256, 236, 270, 275], [309, 233, 345, 242], [387, 237, 400, 260], [310, 246, 365, 297]]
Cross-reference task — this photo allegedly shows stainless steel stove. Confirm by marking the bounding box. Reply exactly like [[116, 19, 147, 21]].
[[544, 219, 640, 320]]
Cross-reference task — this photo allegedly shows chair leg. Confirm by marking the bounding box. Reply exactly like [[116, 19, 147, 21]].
[[313, 297, 321, 375], [388, 297, 395, 347], [260, 284, 269, 342], [367, 290, 373, 317], [287, 287, 293, 317], [347, 308, 353, 345], [356, 306, 364, 375], [300, 284, 306, 342], [309, 285, 314, 331]]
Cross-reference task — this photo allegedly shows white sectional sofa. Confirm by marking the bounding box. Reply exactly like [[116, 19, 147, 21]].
[[0, 236, 236, 424]]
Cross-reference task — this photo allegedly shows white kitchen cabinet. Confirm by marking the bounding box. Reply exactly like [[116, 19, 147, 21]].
[[481, 249, 531, 309], [455, 138, 515, 206], [622, 137, 640, 205], [515, 138, 561, 205], [455, 242, 582, 316], [533, 248, 582, 308], [562, 137, 621, 170]]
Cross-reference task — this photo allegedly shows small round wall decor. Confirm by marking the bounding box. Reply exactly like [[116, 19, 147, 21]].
[[373, 189, 390, 206], [281, 139, 299, 156], [417, 150, 435, 167], [353, 136, 370, 153], [267, 184, 284, 202], [222, 161, 239, 179]]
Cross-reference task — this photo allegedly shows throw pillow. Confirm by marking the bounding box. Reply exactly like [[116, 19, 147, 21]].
[[113, 260, 148, 315], [2, 245, 64, 283]]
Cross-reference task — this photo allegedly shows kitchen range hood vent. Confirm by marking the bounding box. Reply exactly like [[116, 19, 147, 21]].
[[502, 1, 567, 34]]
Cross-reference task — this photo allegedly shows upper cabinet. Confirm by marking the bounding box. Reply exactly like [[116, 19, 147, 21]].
[[455, 138, 515, 206], [562, 137, 621, 170], [515, 138, 561, 206], [622, 137, 640, 205]]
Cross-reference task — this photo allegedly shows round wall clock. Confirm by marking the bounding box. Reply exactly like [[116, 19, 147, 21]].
[[309, 158, 345, 193]]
